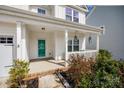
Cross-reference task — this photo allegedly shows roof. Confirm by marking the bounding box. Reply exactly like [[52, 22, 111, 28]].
[[0, 5, 103, 34], [67, 5, 89, 12]]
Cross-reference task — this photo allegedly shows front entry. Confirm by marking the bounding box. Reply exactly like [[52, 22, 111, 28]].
[[38, 40, 46, 57]]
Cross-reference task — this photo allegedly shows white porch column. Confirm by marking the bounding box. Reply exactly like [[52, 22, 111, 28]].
[[65, 30, 68, 66], [16, 21, 29, 61], [54, 32, 58, 61], [16, 21, 22, 59], [81, 35, 86, 50], [96, 34, 99, 50]]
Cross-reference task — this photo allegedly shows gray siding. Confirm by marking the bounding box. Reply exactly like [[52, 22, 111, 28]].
[[86, 6, 124, 59]]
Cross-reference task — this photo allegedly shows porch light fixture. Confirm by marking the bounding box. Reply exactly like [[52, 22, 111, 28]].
[[74, 31, 78, 41], [41, 27, 45, 30], [88, 36, 92, 44]]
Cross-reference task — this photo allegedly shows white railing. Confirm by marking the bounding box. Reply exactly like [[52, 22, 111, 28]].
[[67, 50, 98, 58]]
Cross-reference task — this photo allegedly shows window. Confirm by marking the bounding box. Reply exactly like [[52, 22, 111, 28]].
[[7, 38, 13, 43], [68, 39, 79, 52], [73, 10, 79, 23], [66, 8, 72, 21], [37, 8, 46, 15], [68, 40, 72, 52], [0, 37, 6, 43], [73, 39, 79, 51], [0, 37, 13, 44], [65, 7, 79, 23]]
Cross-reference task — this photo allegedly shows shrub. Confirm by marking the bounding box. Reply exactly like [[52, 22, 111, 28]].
[[66, 54, 95, 87], [7, 59, 29, 88], [92, 60, 121, 88], [96, 49, 112, 62], [118, 60, 124, 87], [80, 73, 94, 88], [80, 49, 124, 88], [80, 60, 122, 88]]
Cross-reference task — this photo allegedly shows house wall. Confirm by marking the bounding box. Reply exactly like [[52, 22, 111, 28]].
[[86, 6, 124, 59], [29, 31, 54, 59], [0, 22, 16, 59], [86, 34, 97, 50]]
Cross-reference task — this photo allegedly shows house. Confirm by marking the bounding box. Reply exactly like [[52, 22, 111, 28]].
[[86, 6, 124, 60], [0, 5, 103, 77]]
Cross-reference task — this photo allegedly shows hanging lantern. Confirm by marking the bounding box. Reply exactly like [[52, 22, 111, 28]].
[[74, 35, 78, 42], [88, 36, 92, 44], [74, 31, 78, 42]]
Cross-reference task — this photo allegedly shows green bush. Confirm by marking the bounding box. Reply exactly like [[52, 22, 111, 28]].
[[92, 60, 121, 88], [80, 61, 122, 88], [80, 49, 124, 88], [96, 49, 112, 62], [7, 59, 29, 88]]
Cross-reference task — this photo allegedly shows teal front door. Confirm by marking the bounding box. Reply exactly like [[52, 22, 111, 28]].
[[38, 40, 45, 57]]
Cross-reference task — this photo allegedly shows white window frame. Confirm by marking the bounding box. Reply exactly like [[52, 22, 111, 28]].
[[65, 7, 79, 23], [65, 7, 72, 21], [37, 7, 47, 15]]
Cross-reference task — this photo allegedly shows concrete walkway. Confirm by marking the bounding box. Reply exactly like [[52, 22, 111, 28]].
[[0, 77, 8, 88], [29, 60, 65, 74]]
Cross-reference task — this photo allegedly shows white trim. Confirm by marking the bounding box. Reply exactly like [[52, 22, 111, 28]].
[[96, 35, 99, 50], [65, 30, 68, 61], [68, 49, 98, 55]]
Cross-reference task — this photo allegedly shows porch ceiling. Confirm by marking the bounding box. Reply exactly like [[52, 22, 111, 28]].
[[0, 5, 103, 34], [27, 24, 65, 32]]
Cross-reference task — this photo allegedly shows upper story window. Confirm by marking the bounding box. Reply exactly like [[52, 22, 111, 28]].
[[73, 10, 79, 23], [37, 8, 46, 15], [66, 8, 72, 21], [65, 7, 79, 23]]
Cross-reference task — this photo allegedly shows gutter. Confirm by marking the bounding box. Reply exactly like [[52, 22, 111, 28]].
[[0, 5, 103, 34]]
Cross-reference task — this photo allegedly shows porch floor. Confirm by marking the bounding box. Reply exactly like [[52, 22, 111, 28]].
[[29, 59, 65, 74]]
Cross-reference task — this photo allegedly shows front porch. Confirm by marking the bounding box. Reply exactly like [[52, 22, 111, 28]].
[[17, 22, 100, 67], [18, 22, 100, 63]]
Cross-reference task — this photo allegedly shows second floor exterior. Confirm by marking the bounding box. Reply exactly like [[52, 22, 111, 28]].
[[8, 5, 88, 24]]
